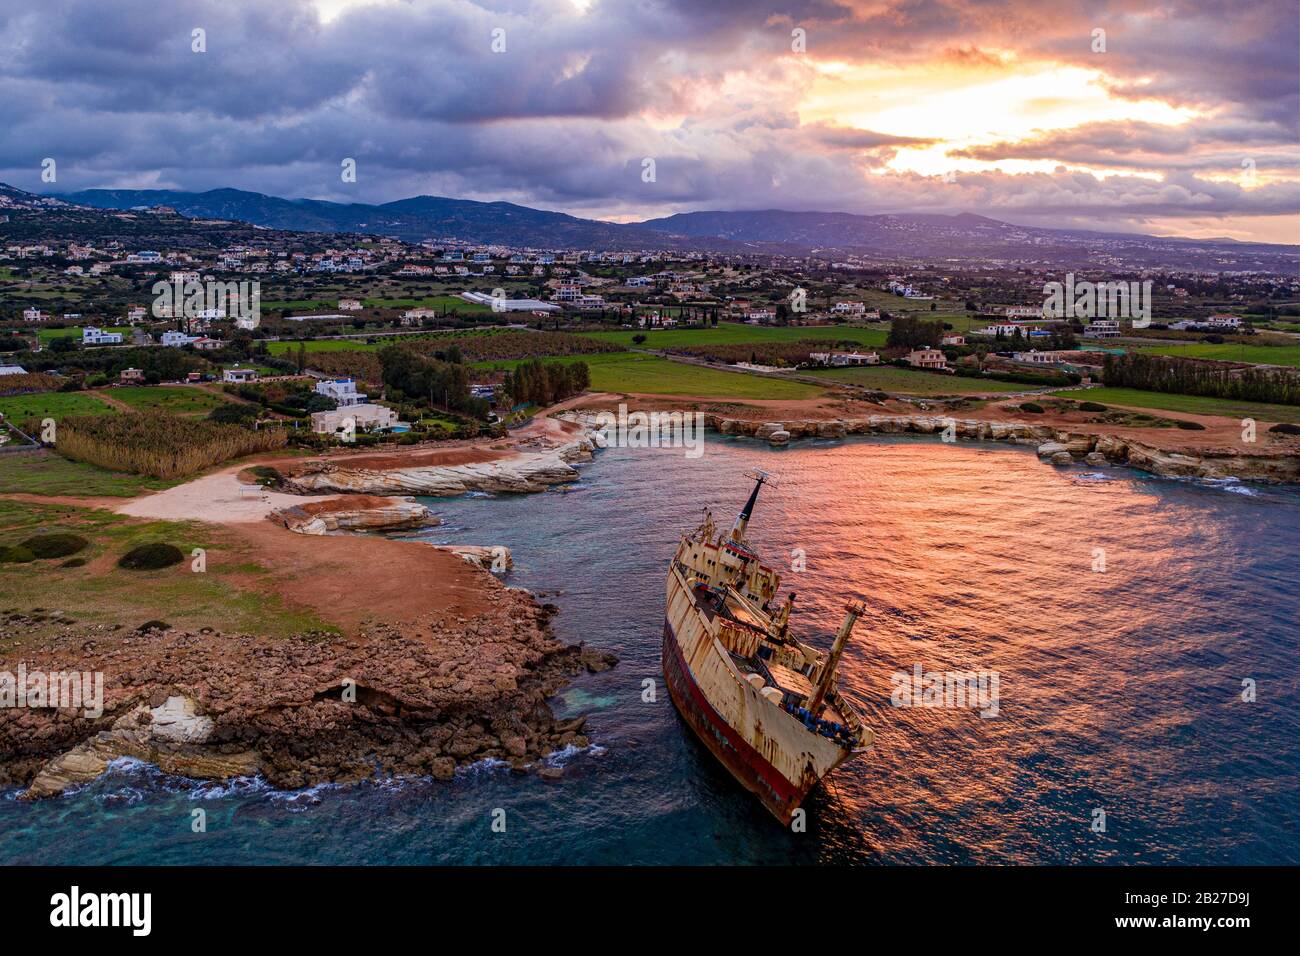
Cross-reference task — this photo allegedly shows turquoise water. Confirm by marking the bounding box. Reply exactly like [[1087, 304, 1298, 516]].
[[2, 436, 1298, 864]]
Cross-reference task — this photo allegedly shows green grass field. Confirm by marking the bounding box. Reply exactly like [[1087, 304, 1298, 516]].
[[0, 391, 115, 421], [0, 450, 175, 497], [0, 499, 335, 640], [479, 352, 826, 399], [810, 366, 1028, 396], [1048, 387, 1300, 424], [581, 322, 889, 350], [1131, 342, 1300, 368], [109, 385, 227, 415], [265, 327, 502, 355], [266, 338, 387, 355]]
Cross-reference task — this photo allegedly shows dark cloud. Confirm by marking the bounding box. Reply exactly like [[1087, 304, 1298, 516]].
[[0, 0, 1294, 237]]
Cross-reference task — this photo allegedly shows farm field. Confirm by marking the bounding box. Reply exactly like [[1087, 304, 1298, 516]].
[[0, 390, 115, 421], [265, 327, 502, 355], [581, 321, 889, 350], [1047, 387, 1300, 424], [809, 366, 1029, 395], [1130, 342, 1300, 367], [478, 352, 826, 399], [108, 385, 229, 415], [265, 294, 496, 313]]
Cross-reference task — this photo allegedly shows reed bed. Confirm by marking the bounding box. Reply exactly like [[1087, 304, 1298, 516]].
[[56, 412, 287, 479]]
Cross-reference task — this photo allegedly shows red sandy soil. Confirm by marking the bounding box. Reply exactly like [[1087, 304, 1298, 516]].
[[230, 521, 494, 629], [287, 494, 396, 515]]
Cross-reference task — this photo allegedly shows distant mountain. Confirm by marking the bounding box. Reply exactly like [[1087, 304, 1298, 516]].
[[56, 187, 693, 250], [0, 183, 327, 247], [9, 183, 1295, 270], [0, 182, 72, 212], [637, 208, 1300, 269]]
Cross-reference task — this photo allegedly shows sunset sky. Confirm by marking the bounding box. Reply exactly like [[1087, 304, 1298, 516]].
[[2, 0, 1297, 242]]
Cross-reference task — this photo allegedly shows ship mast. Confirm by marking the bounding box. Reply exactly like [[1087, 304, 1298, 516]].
[[807, 601, 866, 715], [729, 470, 772, 543]]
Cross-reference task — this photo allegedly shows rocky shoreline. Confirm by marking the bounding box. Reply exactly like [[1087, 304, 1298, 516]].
[[1, 570, 615, 798], [283, 433, 598, 496], [700, 413, 1300, 483]]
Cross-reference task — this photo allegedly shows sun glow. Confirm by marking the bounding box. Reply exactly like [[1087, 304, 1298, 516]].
[[801, 61, 1199, 179]]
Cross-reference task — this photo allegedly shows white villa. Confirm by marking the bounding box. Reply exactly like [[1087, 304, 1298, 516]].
[[1083, 320, 1122, 339], [81, 327, 123, 345], [315, 378, 367, 406], [810, 351, 879, 367], [222, 367, 259, 383], [310, 403, 398, 435]]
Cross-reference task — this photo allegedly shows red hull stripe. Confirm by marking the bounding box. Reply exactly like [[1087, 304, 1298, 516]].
[[662, 618, 809, 822]]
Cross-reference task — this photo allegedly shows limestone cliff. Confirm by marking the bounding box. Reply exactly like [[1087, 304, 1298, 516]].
[[283, 435, 596, 496]]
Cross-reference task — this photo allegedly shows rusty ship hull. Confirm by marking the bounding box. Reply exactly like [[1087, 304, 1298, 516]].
[[662, 476, 871, 824]]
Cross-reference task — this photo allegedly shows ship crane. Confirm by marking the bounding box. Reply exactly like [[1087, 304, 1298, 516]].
[[728, 470, 774, 543], [807, 601, 866, 715]]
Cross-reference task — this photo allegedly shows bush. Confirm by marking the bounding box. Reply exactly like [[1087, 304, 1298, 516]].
[[247, 465, 281, 487], [59, 557, 88, 569], [1268, 422, 1300, 435], [117, 543, 184, 570], [20, 533, 89, 559], [1019, 402, 1045, 413], [208, 403, 260, 425], [1174, 419, 1207, 430], [1078, 401, 1108, 412], [0, 545, 36, 564]]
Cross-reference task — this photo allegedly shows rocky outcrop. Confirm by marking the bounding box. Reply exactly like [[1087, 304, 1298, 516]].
[[1, 579, 618, 796], [701, 413, 1300, 483], [284, 435, 596, 497], [22, 695, 260, 799], [272, 499, 440, 535], [436, 545, 513, 572]]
